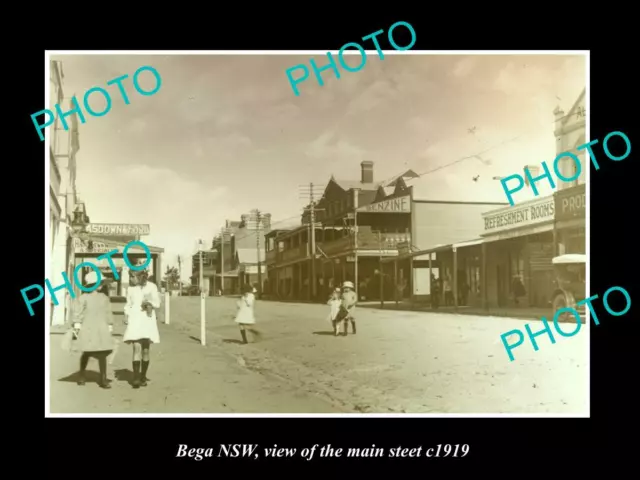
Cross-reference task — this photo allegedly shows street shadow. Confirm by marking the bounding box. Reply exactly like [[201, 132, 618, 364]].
[[58, 370, 101, 384], [312, 331, 336, 336], [114, 368, 133, 383], [50, 332, 65, 336], [188, 336, 202, 343], [223, 338, 244, 344]]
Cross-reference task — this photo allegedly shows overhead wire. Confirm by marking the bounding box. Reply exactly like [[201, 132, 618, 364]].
[[216, 95, 586, 245]]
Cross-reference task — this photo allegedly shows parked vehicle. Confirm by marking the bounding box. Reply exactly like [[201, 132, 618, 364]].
[[550, 254, 586, 323], [184, 285, 201, 296]]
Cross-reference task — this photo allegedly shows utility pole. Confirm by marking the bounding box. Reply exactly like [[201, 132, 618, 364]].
[[300, 183, 325, 301], [378, 230, 384, 309], [198, 240, 206, 346], [252, 209, 263, 297], [177, 255, 182, 295], [220, 228, 225, 295], [353, 188, 359, 292]]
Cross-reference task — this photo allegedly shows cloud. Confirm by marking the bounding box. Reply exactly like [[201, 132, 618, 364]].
[[194, 132, 253, 159], [451, 56, 478, 78], [345, 79, 397, 116], [76, 164, 234, 279], [305, 130, 366, 166]]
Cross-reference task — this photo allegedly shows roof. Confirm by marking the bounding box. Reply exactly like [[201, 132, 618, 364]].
[[332, 178, 379, 191], [382, 169, 420, 187]]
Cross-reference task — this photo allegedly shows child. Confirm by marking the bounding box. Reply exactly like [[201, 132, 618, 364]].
[[123, 268, 160, 388], [73, 271, 115, 389], [326, 287, 342, 336], [340, 280, 358, 335], [235, 284, 258, 344]]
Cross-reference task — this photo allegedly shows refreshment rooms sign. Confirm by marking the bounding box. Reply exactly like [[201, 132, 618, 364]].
[[482, 196, 555, 235]]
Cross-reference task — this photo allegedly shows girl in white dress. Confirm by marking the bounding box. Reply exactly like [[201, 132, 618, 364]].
[[235, 284, 258, 344], [123, 268, 160, 388], [326, 287, 342, 335]]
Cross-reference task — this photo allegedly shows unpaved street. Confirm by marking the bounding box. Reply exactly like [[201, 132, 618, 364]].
[[155, 296, 587, 414]]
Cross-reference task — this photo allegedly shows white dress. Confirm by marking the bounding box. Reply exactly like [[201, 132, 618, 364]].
[[234, 293, 256, 325], [123, 281, 161, 343]]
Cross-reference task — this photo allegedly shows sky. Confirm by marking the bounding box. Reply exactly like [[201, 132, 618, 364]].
[[51, 52, 586, 281]]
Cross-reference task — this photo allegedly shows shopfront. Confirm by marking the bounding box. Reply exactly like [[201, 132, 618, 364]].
[[554, 183, 586, 255], [74, 238, 164, 298], [481, 195, 556, 308]]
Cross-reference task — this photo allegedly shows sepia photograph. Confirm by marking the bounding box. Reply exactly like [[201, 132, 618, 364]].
[[45, 51, 588, 416]]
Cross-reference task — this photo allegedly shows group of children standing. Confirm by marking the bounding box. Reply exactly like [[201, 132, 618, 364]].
[[326, 281, 359, 336]]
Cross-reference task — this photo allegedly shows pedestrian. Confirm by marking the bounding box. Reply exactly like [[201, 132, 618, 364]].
[[511, 274, 526, 306], [443, 274, 453, 306], [339, 280, 358, 335], [431, 274, 440, 309], [235, 284, 259, 344], [72, 271, 115, 389], [326, 287, 342, 336], [123, 268, 161, 389]]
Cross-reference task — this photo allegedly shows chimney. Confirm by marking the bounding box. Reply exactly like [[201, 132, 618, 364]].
[[361, 161, 374, 184]]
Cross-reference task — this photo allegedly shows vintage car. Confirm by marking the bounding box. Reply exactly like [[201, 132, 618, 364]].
[[550, 254, 586, 322]]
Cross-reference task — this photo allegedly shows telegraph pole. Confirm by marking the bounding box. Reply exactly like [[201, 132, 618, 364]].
[[378, 230, 384, 308], [198, 240, 206, 346], [220, 228, 227, 295], [177, 255, 182, 295], [252, 209, 263, 297], [353, 188, 359, 292], [300, 183, 325, 301]]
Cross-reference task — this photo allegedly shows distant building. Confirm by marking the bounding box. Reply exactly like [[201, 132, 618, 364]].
[[211, 214, 271, 294], [191, 250, 218, 295]]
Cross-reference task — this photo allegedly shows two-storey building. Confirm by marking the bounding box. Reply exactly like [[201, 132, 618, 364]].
[[266, 161, 417, 302], [50, 60, 83, 326], [211, 214, 271, 294], [553, 87, 586, 255]]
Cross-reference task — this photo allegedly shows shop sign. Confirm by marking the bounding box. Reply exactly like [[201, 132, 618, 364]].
[[554, 183, 586, 222], [73, 238, 151, 255], [482, 196, 555, 235], [358, 195, 411, 213], [86, 223, 150, 236]]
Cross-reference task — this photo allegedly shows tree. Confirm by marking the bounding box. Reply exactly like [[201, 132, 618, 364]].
[[164, 266, 180, 291]]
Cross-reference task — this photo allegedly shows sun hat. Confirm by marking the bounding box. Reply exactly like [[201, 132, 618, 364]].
[[84, 270, 99, 285], [342, 281, 354, 289]]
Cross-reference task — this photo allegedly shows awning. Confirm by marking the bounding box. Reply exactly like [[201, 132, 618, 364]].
[[380, 238, 484, 264]]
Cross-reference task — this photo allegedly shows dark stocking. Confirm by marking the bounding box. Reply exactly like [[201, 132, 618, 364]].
[[97, 353, 111, 389], [132, 360, 141, 388], [78, 353, 90, 385]]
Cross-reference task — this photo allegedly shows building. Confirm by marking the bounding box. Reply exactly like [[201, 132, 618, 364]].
[[377, 169, 509, 302], [267, 161, 417, 302], [50, 60, 83, 326], [211, 214, 271, 294], [553, 88, 586, 255], [74, 231, 165, 298], [191, 250, 217, 295]]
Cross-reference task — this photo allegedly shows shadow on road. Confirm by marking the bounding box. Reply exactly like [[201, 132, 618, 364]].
[[114, 368, 134, 383], [58, 370, 101, 384], [188, 336, 202, 343], [223, 338, 244, 344], [312, 331, 336, 336]]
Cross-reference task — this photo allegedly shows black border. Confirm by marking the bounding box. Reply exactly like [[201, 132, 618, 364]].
[[17, 10, 633, 473]]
